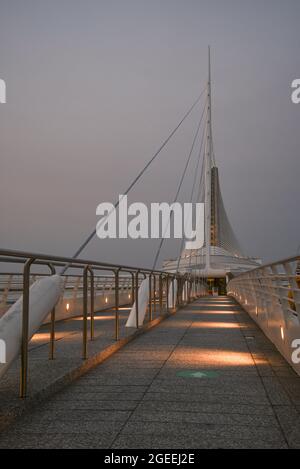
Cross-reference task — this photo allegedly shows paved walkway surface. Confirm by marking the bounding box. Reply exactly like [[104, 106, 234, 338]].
[[0, 306, 135, 412], [1, 296, 300, 449]]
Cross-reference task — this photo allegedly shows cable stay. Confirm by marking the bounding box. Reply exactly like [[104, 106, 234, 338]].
[[151, 99, 208, 271], [176, 110, 207, 272], [61, 87, 207, 274]]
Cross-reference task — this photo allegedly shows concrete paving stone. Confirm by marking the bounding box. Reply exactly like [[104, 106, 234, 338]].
[[66, 377, 155, 386], [159, 364, 260, 376], [88, 363, 162, 371], [18, 409, 132, 424], [51, 391, 145, 401], [121, 343, 176, 351], [5, 419, 124, 434], [85, 369, 159, 378], [163, 362, 259, 373], [129, 409, 278, 427], [41, 400, 138, 411], [111, 434, 288, 449], [272, 406, 300, 442], [0, 432, 116, 449], [135, 400, 275, 415], [119, 421, 284, 444], [70, 384, 148, 393], [277, 377, 300, 397], [178, 341, 246, 347], [74, 369, 158, 384], [265, 355, 289, 366], [254, 365, 276, 377], [272, 366, 298, 378], [284, 424, 300, 448], [147, 382, 267, 396], [142, 391, 270, 405], [154, 370, 262, 383], [261, 377, 293, 405], [117, 351, 172, 360]]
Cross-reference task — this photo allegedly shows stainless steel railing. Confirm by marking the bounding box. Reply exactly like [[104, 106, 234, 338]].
[[0, 248, 208, 397], [227, 255, 300, 373]]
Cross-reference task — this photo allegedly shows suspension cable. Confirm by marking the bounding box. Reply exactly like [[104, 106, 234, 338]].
[[176, 109, 207, 272], [152, 99, 207, 271], [61, 88, 207, 274]]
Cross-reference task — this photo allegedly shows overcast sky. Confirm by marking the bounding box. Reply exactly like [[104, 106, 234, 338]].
[[0, 0, 299, 269]]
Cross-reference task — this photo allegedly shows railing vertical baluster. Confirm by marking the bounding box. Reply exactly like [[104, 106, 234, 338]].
[[20, 257, 35, 398], [115, 269, 120, 340], [159, 274, 163, 315], [166, 275, 170, 313], [131, 272, 135, 306], [47, 263, 56, 360], [172, 276, 176, 312], [90, 268, 95, 340], [82, 266, 89, 359], [135, 271, 140, 328], [149, 274, 152, 322], [153, 275, 156, 315]]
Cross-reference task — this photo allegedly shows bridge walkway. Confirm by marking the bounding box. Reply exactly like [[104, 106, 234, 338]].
[[1, 297, 300, 449]]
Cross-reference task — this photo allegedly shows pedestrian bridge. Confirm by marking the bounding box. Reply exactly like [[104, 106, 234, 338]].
[[1, 295, 300, 449], [0, 53, 299, 449]]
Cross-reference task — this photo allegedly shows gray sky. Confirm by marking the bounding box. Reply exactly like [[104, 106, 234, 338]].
[[1, 0, 299, 269]]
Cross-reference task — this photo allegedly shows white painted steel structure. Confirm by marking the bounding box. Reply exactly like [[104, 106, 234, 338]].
[[163, 48, 261, 278]]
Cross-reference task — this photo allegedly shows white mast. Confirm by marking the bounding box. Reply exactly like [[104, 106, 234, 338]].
[[204, 46, 212, 272]]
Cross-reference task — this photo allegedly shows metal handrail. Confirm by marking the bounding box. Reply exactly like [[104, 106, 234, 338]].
[[0, 248, 208, 398], [0, 248, 170, 275], [227, 255, 300, 375], [231, 255, 300, 279]]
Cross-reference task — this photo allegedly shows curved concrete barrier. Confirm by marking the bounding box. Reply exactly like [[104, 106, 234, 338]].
[[0, 275, 62, 379], [126, 277, 149, 328], [168, 279, 177, 309]]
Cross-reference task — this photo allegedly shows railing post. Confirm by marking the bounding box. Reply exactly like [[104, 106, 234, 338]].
[[115, 269, 120, 340], [153, 275, 156, 314], [47, 263, 56, 360], [181, 278, 184, 305], [149, 274, 152, 322], [20, 257, 35, 398], [135, 270, 140, 328], [82, 265, 89, 359], [89, 268, 95, 340], [131, 272, 135, 306], [159, 274, 163, 315], [166, 274, 170, 313], [171, 276, 176, 312], [177, 277, 181, 306]]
